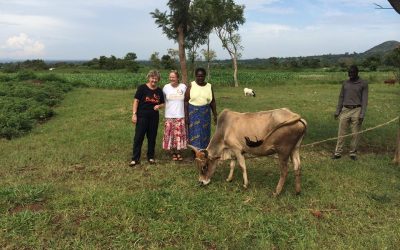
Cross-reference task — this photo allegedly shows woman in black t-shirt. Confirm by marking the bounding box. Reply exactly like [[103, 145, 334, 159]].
[[130, 70, 165, 166]]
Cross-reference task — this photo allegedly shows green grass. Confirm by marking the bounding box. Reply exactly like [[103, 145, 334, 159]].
[[0, 78, 399, 248]]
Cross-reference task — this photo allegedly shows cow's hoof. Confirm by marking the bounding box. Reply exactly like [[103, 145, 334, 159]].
[[226, 178, 233, 182], [243, 184, 248, 189], [272, 192, 279, 197], [295, 191, 301, 195]]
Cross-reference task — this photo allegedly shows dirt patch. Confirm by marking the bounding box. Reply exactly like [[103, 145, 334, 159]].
[[74, 214, 90, 226], [30, 79, 44, 85], [9, 201, 46, 214]]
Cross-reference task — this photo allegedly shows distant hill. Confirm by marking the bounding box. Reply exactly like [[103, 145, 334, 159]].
[[361, 40, 400, 57]]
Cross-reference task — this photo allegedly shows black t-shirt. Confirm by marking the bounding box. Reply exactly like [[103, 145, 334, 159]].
[[134, 84, 165, 116]]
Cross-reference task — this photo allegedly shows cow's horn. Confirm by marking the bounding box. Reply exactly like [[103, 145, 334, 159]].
[[187, 144, 199, 154]]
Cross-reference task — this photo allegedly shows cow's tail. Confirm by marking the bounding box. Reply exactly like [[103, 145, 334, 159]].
[[261, 115, 302, 143], [296, 118, 308, 148]]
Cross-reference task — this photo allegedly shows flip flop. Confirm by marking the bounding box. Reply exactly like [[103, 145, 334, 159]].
[[172, 153, 178, 161], [176, 154, 183, 161]]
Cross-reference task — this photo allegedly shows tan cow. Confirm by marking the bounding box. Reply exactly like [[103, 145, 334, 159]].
[[188, 108, 307, 196]]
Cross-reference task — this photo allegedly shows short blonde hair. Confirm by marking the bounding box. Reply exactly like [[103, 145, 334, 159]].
[[147, 70, 161, 81], [170, 70, 180, 79]]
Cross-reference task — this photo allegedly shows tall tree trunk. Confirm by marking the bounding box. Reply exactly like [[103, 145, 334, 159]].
[[393, 120, 400, 165], [232, 53, 238, 87], [206, 36, 210, 82], [177, 25, 188, 84], [388, 0, 400, 14]]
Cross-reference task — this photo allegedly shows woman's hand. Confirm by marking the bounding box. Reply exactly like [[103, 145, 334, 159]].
[[154, 104, 163, 111], [132, 114, 137, 124]]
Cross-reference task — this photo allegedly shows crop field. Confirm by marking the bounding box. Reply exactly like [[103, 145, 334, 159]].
[[0, 70, 399, 249], [14, 69, 392, 89]]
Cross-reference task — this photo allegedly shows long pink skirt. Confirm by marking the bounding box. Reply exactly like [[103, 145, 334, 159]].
[[162, 118, 187, 150]]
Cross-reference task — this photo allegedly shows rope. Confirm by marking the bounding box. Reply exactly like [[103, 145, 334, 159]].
[[150, 116, 399, 163], [302, 116, 399, 147], [237, 116, 399, 160]]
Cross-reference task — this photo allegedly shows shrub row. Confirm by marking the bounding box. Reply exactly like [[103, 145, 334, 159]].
[[0, 72, 74, 139]]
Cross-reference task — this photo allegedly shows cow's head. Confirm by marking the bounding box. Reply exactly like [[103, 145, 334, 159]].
[[187, 145, 218, 186]]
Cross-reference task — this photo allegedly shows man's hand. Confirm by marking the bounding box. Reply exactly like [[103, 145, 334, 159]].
[[358, 117, 364, 124], [213, 114, 218, 124]]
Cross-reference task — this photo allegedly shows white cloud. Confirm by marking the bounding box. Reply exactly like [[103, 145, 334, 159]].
[[1, 33, 45, 57], [0, 14, 67, 30]]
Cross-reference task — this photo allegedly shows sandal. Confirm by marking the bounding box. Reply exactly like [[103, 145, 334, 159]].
[[176, 154, 183, 161], [172, 153, 178, 161]]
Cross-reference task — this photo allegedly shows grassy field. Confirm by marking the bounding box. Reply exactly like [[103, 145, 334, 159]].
[[0, 74, 399, 248]]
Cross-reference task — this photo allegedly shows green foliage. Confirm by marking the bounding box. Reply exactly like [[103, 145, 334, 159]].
[[16, 71, 38, 81], [149, 52, 161, 69], [161, 54, 177, 70], [84, 52, 140, 72], [0, 73, 74, 139]]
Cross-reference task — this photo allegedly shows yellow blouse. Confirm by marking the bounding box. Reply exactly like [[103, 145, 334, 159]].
[[188, 81, 212, 106]]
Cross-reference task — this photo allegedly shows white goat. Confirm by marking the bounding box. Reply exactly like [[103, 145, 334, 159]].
[[244, 88, 256, 97]]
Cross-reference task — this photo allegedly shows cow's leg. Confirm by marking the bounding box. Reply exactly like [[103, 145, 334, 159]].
[[226, 160, 236, 182], [273, 154, 289, 197], [234, 151, 248, 188], [291, 147, 301, 195]]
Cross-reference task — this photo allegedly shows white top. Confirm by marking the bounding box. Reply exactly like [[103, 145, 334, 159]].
[[163, 83, 187, 118], [188, 81, 212, 106]]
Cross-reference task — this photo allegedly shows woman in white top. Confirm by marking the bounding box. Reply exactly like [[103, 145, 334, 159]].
[[162, 70, 187, 161]]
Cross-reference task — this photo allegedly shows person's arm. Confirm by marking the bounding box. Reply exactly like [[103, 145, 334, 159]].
[[154, 89, 165, 111], [359, 81, 368, 122], [334, 83, 345, 119], [210, 86, 217, 123], [132, 98, 139, 124], [154, 103, 164, 110], [184, 85, 191, 125]]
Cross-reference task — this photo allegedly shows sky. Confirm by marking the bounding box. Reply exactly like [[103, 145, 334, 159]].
[[0, 0, 399, 61]]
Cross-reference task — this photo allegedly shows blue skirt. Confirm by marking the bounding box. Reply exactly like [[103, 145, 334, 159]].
[[188, 104, 211, 150]]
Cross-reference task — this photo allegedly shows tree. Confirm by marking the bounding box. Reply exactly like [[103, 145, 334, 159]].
[[161, 54, 176, 69], [385, 47, 400, 81], [124, 52, 140, 72], [388, 0, 400, 14], [150, 52, 161, 69], [267, 57, 280, 68], [99, 56, 107, 69], [185, 0, 214, 76], [167, 48, 179, 63], [362, 55, 381, 71], [212, 0, 245, 87], [201, 47, 216, 81], [151, 0, 191, 83]]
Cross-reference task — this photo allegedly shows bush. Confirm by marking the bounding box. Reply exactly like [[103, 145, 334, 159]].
[[0, 74, 12, 82], [0, 76, 74, 139], [16, 71, 37, 81], [37, 74, 67, 83]]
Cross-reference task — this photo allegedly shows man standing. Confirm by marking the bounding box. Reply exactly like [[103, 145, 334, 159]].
[[332, 65, 368, 160]]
